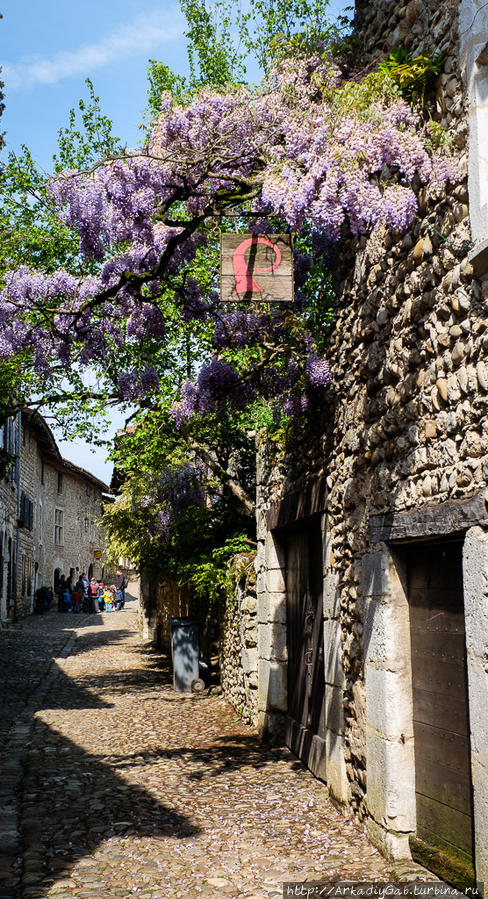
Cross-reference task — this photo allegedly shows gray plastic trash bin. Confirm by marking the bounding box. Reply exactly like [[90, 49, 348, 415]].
[[169, 618, 201, 692]]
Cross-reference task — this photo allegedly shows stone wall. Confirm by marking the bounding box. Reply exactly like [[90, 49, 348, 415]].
[[319, 0, 472, 823], [139, 577, 196, 648], [0, 417, 23, 620], [138, 554, 259, 717], [26, 420, 107, 596], [254, 0, 488, 876], [157, 580, 199, 652], [219, 552, 258, 723], [1, 413, 108, 621], [356, 0, 461, 63]]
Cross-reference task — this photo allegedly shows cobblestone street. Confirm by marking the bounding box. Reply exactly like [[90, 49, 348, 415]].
[[1, 599, 417, 899]]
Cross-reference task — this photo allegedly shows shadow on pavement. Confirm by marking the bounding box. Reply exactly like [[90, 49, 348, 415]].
[[22, 719, 200, 891], [37, 662, 114, 710], [66, 627, 134, 657], [88, 733, 303, 780]]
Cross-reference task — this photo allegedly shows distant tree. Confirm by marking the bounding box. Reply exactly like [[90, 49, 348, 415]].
[[0, 79, 121, 424]]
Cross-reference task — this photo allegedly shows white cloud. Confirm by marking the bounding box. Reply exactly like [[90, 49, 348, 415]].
[[3, 8, 184, 91]]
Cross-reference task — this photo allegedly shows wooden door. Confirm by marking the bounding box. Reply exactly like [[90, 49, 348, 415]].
[[7, 536, 13, 616], [406, 541, 475, 884], [285, 524, 326, 780]]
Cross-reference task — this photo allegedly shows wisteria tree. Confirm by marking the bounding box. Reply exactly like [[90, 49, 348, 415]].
[[0, 62, 455, 407], [0, 0, 458, 579]]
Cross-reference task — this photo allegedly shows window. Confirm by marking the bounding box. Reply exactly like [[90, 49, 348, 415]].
[[54, 509, 64, 545], [40, 460, 45, 485], [20, 492, 34, 530], [6, 418, 15, 453], [57, 471, 63, 494], [38, 501, 43, 545], [5, 418, 16, 482]]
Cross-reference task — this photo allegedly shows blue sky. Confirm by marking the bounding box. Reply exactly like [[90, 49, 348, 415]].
[[2, 0, 347, 482], [2, 1, 188, 169]]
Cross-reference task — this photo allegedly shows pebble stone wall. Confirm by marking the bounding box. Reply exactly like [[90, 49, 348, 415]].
[[139, 577, 198, 650], [219, 553, 258, 722], [327, 0, 475, 819], [254, 0, 484, 825]]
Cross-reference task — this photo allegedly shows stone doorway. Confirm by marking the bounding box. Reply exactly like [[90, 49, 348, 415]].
[[404, 540, 475, 884], [363, 517, 488, 883], [284, 523, 326, 781]]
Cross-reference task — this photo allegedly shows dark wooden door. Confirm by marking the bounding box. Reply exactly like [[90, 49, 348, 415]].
[[406, 541, 475, 884], [285, 524, 326, 781], [7, 536, 13, 616]]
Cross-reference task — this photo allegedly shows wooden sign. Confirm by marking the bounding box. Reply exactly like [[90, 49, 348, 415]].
[[220, 234, 294, 303]]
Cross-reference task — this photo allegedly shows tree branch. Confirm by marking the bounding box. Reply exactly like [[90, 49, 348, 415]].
[[187, 437, 255, 516]]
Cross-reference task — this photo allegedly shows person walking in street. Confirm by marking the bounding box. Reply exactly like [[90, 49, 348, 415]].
[[62, 585, 72, 612], [72, 575, 84, 613], [81, 571, 90, 599], [86, 578, 99, 614], [97, 582, 106, 612], [113, 570, 128, 611], [56, 575, 66, 613]]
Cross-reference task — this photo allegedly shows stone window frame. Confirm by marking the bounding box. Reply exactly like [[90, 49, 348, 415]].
[[362, 514, 488, 880], [57, 470, 63, 495], [54, 507, 64, 546]]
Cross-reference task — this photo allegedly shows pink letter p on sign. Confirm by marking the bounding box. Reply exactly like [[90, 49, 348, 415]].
[[220, 233, 293, 303], [232, 236, 282, 294]]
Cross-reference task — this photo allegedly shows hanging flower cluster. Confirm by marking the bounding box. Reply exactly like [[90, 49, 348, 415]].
[[0, 53, 458, 415], [141, 464, 204, 540]]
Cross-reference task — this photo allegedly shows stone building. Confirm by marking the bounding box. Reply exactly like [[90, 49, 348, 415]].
[[221, 0, 488, 886], [0, 411, 109, 621]]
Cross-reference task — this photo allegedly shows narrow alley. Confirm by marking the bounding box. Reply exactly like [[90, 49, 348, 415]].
[[1, 598, 422, 899]]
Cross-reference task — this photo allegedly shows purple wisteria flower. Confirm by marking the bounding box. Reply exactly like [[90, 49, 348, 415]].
[[306, 353, 332, 387], [0, 50, 460, 411]]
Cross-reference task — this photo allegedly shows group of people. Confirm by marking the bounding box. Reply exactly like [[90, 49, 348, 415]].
[[56, 570, 129, 615]]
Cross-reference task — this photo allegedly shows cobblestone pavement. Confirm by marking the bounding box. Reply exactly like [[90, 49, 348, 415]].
[[1, 601, 421, 899]]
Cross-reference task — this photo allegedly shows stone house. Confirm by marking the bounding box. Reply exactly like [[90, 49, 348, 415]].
[[0, 410, 109, 621], [220, 0, 488, 886]]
